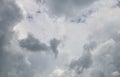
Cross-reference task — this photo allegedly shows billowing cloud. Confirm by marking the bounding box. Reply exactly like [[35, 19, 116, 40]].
[[88, 30, 120, 77], [2, 0, 120, 77], [64, 1, 120, 77], [0, 0, 22, 48], [69, 41, 96, 74], [0, 0, 24, 77]]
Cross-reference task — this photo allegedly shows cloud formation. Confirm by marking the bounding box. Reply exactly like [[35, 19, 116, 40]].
[[19, 34, 49, 51], [1, 0, 120, 77], [50, 38, 61, 57], [65, 1, 120, 77], [19, 33, 61, 57], [69, 41, 96, 74], [36, 0, 96, 17], [0, 0, 24, 77]]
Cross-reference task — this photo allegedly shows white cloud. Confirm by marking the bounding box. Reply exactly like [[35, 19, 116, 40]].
[[49, 68, 64, 77], [112, 71, 120, 77]]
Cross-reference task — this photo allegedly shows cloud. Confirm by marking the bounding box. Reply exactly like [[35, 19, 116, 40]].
[[91, 70, 105, 77], [50, 38, 61, 57], [116, 0, 120, 7], [0, 0, 22, 47], [0, 51, 34, 77], [65, 1, 120, 77], [36, 0, 96, 17], [69, 51, 92, 74], [88, 33, 120, 77], [19, 34, 49, 51], [112, 71, 120, 77], [0, 0, 27, 77], [83, 41, 97, 51], [19, 33, 61, 57], [2, 0, 120, 77], [69, 41, 96, 74]]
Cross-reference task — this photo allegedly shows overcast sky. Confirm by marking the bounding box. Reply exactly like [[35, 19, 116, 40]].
[[1, 0, 120, 77]]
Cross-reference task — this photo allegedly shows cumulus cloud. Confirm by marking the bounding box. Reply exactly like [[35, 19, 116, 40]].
[[88, 31, 120, 77], [65, 1, 120, 77], [2, 0, 120, 77]]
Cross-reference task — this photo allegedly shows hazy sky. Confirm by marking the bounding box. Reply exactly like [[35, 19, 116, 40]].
[[1, 0, 120, 77]]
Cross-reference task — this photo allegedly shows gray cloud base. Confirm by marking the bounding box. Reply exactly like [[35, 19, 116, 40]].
[[19, 34, 49, 51], [69, 41, 96, 74], [0, 0, 24, 77], [19, 34, 61, 57]]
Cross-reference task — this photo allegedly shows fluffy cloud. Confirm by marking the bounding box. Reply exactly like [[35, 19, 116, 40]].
[[69, 41, 96, 74], [64, 1, 120, 77]]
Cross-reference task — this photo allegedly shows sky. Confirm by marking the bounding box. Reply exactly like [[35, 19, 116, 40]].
[[1, 0, 120, 77]]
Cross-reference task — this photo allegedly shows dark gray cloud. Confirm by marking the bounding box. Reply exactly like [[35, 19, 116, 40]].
[[69, 41, 96, 74], [0, 0, 22, 47], [50, 38, 61, 57], [83, 41, 97, 51], [19, 34, 49, 51], [116, 0, 120, 7], [0, 0, 26, 77], [0, 0, 35, 77], [91, 70, 105, 77], [19, 34, 61, 57], [69, 51, 92, 74], [0, 51, 34, 77]]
